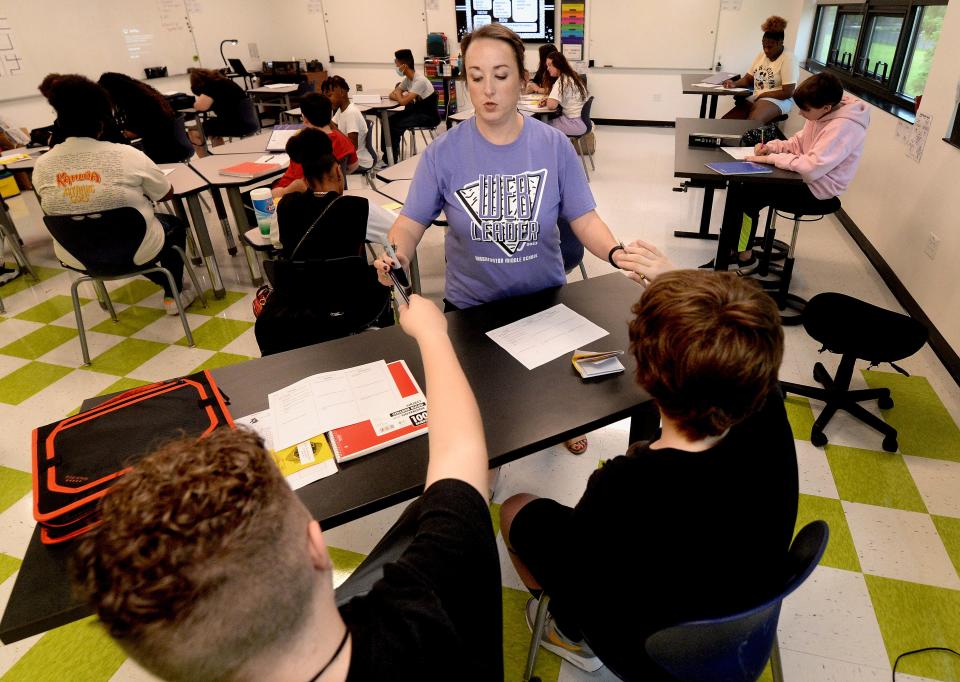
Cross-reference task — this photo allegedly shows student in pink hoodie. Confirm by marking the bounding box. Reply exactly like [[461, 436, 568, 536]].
[[731, 72, 870, 264]]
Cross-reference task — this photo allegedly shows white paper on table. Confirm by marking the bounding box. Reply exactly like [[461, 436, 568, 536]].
[[268, 360, 403, 451], [722, 146, 754, 160], [701, 72, 736, 85], [693, 82, 725, 89], [486, 304, 608, 370], [235, 409, 275, 451], [263, 82, 293, 89], [352, 93, 381, 104], [161, 168, 176, 176]]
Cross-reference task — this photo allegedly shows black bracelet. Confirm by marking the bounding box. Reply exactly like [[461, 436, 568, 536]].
[[608, 242, 625, 269]]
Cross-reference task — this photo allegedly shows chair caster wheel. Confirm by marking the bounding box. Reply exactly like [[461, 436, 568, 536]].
[[228, 247, 238, 256], [813, 362, 829, 385], [878, 395, 894, 409], [882, 435, 898, 452], [811, 429, 827, 447]]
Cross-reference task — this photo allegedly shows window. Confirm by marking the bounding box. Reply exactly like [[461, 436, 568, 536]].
[[806, 1, 948, 114]]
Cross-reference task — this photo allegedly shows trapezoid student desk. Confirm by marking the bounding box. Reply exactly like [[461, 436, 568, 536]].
[[680, 73, 746, 119], [0, 272, 655, 644], [673, 118, 803, 255]]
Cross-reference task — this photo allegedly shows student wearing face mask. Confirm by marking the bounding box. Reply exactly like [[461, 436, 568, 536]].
[[384, 48, 440, 162], [721, 16, 798, 123]]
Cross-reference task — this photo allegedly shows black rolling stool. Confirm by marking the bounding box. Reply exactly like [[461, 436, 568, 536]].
[[781, 292, 927, 452], [743, 196, 842, 325]]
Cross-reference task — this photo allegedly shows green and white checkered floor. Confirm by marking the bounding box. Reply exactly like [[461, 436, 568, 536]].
[[2, 126, 959, 680]]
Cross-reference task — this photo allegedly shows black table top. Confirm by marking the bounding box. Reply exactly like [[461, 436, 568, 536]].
[[0, 272, 651, 644], [674, 118, 804, 185]]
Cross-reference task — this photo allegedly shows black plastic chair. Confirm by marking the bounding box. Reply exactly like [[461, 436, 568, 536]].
[[256, 255, 392, 356], [781, 293, 927, 452], [401, 92, 441, 159], [568, 96, 595, 180], [42, 207, 207, 365], [643, 521, 830, 682]]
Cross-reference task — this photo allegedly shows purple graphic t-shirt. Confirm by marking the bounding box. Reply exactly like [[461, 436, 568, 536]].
[[402, 116, 596, 308]]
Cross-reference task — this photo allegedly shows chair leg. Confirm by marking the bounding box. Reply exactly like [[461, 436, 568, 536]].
[[71, 277, 92, 366], [578, 261, 588, 280], [770, 634, 784, 682], [0, 292, 4, 314], [159, 268, 196, 347], [172, 245, 208, 308], [94, 280, 118, 322], [573, 138, 590, 181], [523, 595, 551, 682], [587, 150, 595, 171], [0, 217, 38, 280]]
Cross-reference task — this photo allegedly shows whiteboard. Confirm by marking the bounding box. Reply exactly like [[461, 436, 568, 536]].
[[323, 0, 427, 64], [588, 0, 721, 70], [0, 0, 198, 101]]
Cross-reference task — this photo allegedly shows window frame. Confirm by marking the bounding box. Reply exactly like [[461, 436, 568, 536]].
[[806, 1, 948, 114]]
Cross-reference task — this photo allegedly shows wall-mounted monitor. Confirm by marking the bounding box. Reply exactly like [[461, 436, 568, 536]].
[[455, 0, 555, 43]]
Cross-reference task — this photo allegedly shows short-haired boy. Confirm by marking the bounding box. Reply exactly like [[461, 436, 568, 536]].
[[500, 270, 799, 678]]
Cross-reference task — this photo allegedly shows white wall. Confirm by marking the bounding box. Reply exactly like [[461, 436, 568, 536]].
[[812, 3, 960, 352]]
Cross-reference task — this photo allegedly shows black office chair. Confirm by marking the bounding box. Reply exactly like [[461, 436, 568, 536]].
[[42, 207, 207, 365], [522, 521, 830, 682], [781, 292, 927, 452], [255, 255, 392, 356], [568, 96, 596, 180], [644, 521, 829, 682], [741, 196, 842, 325]]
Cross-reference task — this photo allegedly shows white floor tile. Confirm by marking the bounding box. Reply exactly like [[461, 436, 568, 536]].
[[796, 439, 840, 499], [0, 354, 30, 380], [125, 345, 215, 382], [902, 455, 960, 518], [130, 313, 209, 345], [219, 296, 257, 323], [842, 501, 960, 589], [0, 493, 36, 559], [0, 319, 43, 348], [496, 533, 529, 593], [220, 326, 261, 358], [36, 330, 125, 369], [50, 300, 131, 330], [493, 444, 600, 508], [777, 565, 890, 669], [779, 648, 936, 682], [17, 368, 116, 421]]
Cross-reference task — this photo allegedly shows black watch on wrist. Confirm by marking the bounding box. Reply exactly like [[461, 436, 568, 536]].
[[608, 242, 625, 269]]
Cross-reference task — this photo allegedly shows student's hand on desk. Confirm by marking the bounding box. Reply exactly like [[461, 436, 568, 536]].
[[374, 251, 410, 287], [745, 155, 775, 164], [618, 239, 676, 287], [398, 294, 447, 341], [722, 79, 735, 89]]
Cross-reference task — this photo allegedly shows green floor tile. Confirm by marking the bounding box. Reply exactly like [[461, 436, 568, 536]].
[[825, 444, 927, 512], [97, 377, 152, 396], [863, 370, 960, 463], [105, 279, 162, 305], [0, 615, 126, 682], [0, 325, 77, 360], [188, 290, 247, 317], [191, 352, 252, 373], [865, 575, 960, 681], [796, 494, 861, 572], [489, 502, 502, 539], [0, 361, 73, 405], [0, 465, 31, 514], [503, 586, 560, 682], [177, 317, 252, 351], [14, 294, 90, 324], [90, 305, 165, 337], [784, 395, 815, 441], [80, 338, 166, 376], [933, 516, 960, 579], [0, 265, 63, 298], [328, 545, 367, 590], [0, 552, 21, 585]]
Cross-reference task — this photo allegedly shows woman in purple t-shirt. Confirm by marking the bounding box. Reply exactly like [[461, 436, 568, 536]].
[[376, 23, 632, 455]]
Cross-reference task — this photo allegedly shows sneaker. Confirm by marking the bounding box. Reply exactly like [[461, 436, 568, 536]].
[[0, 265, 20, 285], [164, 285, 197, 316], [524, 597, 603, 673]]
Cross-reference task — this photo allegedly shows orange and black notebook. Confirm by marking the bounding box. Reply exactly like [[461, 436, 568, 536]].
[[219, 161, 281, 178], [326, 360, 428, 464]]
